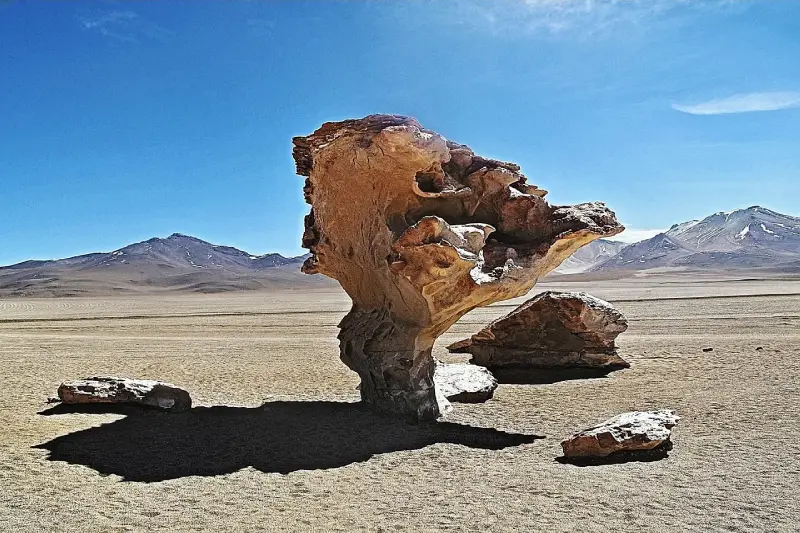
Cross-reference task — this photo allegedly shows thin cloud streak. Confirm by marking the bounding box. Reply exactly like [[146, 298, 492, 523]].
[[77, 9, 173, 43], [395, 0, 749, 39], [672, 92, 800, 115], [79, 10, 138, 30]]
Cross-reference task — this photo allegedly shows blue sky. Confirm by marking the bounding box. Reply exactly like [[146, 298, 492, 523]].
[[1, 1, 799, 265]]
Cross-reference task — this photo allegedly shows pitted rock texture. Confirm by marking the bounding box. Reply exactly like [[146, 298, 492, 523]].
[[294, 114, 623, 421], [434, 361, 498, 403], [448, 291, 629, 371], [57, 377, 192, 412], [561, 409, 680, 458]]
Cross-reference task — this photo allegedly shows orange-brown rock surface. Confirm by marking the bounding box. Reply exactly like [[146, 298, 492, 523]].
[[447, 291, 629, 374], [561, 409, 680, 459], [293, 114, 623, 421]]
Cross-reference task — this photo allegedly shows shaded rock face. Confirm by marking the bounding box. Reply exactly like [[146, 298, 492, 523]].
[[293, 115, 623, 421], [58, 377, 192, 413], [561, 410, 679, 459], [448, 291, 629, 373], [434, 362, 498, 403]]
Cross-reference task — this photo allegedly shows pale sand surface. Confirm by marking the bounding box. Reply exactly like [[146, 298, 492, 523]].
[[1, 277, 798, 532]]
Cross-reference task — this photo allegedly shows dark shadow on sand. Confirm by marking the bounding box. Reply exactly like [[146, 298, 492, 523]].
[[38, 403, 149, 416], [556, 442, 673, 466], [489, 367, 622, 385], [35, 401, 543, 482]]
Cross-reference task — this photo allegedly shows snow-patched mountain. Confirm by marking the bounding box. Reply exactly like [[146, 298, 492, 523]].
[[82, 233, 306, 271], [593, 206, 800, 272], [0, 234, 325, 297], [554, 239, 628, 274]]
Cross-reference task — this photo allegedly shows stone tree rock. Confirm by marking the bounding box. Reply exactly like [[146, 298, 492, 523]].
[[561, 409, 680, 459], [293, 115, 623, 421], [58, 377, 192, 412], [448, 291, 629, 373]]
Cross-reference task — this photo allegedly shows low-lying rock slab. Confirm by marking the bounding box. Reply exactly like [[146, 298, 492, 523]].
[[434, 362, 498, 403], [561, 409, 679, 459], [58, 377, 192, 413], [448, 291, 629, 373]]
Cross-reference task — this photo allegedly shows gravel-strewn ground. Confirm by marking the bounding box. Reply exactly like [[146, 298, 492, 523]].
[[1, 278, 798, 532]]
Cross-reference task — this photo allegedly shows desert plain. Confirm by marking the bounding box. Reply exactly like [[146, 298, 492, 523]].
[[1, 273, 798, 532]]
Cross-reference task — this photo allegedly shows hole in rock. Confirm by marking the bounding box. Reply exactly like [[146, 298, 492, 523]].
[[415, 171, 445, 193]]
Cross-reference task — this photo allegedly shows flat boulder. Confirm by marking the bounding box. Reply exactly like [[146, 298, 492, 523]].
[[57, 376, 192, 413], [561, 409, 679, 458], [434, 362, 498, 403], [448, 291, 629, 372]]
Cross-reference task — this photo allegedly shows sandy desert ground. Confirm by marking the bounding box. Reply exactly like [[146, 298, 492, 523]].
[[1, 275, 799, 532]]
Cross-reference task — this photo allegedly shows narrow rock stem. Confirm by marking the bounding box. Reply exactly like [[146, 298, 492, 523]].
[[339, 307, 439, 421]]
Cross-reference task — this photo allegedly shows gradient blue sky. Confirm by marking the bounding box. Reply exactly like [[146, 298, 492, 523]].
[[2, 1, 799, 265]]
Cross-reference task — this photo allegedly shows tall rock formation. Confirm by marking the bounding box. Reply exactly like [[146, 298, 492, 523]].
[[293, 115, 623, 421]]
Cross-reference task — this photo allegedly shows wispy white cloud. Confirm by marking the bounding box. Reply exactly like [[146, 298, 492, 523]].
[[608, 228, 666, 243], [395, 0, 747, 39], [77, 10, 172, 43], [672, 92, 800, 115]]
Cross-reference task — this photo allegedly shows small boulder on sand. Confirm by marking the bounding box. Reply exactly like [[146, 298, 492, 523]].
[[434, 361, 498, 403], [561, 409, 679, 459], [57, 376, 192, 413], [448, 291, 629, 373]]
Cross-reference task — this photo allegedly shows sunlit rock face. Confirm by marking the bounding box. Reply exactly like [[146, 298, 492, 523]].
[[58, 377, 192, 412], [293, 114, 623, 421], [561, 410, 680, 459], [448, 291, 630, 374], [433, 361, 498, 404]]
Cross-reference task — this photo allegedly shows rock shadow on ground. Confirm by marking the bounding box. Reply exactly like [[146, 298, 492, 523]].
[[35, 400, 542, 482], [488, 366, 623, 385], [556, 441, 673, 467]]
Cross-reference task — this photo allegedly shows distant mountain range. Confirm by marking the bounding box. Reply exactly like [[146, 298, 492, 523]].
[[1, 206, 797, 297], [0, 233, 330, 297], [576, 206, 799, 274], [554, 239, 628, 274]]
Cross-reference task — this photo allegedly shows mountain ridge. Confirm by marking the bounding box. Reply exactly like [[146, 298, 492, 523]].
[[0, 233, 326, 297], [1, 233, 306, 270], [591, 206, 800, 273], [553, 239, 628, 274], [2, 206, 798, 297]]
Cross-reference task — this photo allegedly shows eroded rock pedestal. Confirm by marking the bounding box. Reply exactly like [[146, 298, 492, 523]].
[[58, 376, 192, 412], [448, 291, 629, 375], [294, 115, 623, 421]]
